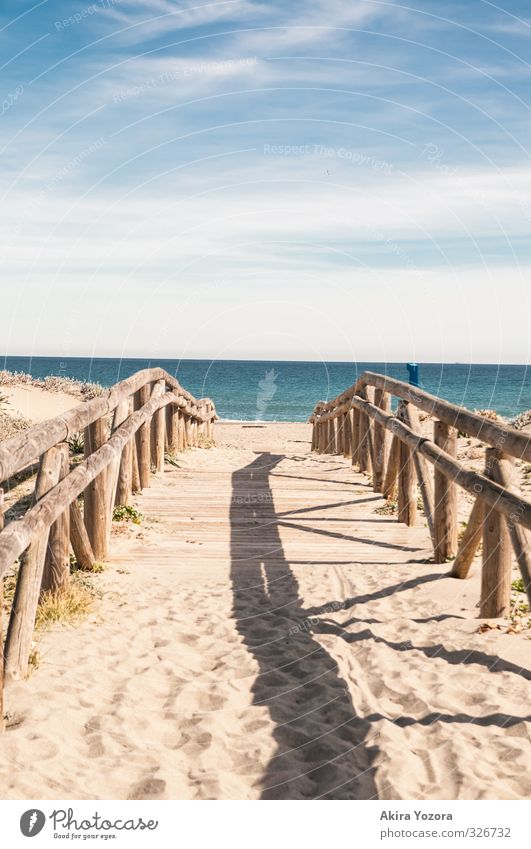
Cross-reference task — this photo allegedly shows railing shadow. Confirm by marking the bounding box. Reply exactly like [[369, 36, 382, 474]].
[[230, 452, 378, 800]]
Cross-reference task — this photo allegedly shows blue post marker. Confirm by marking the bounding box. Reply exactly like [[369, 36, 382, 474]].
[[407, 362, 420, 387]]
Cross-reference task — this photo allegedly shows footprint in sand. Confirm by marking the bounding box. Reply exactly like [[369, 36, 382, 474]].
[[127, 778, 166, 800]]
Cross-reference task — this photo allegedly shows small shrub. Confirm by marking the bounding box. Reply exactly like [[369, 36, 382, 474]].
[[113, 504, 142, 524], [512, 578, 526, 593], [35, 575, 96, 629], [375, 500, 397, 515], [68, 432, 84, 455], [197, 434, 215, 449]]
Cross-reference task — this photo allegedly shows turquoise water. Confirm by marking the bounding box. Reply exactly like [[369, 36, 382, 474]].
[[1, 357, 530, 422]]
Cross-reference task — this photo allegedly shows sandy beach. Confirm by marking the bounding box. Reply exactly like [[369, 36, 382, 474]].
[[1, 388, 530, 800]]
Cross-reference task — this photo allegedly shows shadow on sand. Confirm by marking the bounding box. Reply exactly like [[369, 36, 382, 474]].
[[230, 452, 379, 799]]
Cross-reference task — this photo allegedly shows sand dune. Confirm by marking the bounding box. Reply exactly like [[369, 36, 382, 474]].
[[0, 419, 530, 799], [1, 384, 79, 423]]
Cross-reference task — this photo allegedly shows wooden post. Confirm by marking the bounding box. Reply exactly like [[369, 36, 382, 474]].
[[434, 421, 458, 562], [115, 399, 133, 508], [358, 408, 372, 474], [169, 405, 180, 453], [480, 449, 512, 618], [400, 404, 436, 547], [319, 419, 326, 454], [184, 413, 192, 448], [336, 414, 344, 455], [198, 403, 206, 443], [491, 453, 531, 609], [397, 437, 417, 525], [150, 380, 166, 473], [178, 410, 186, 451], [165, 405, 172, 452], [4, 447, 62, 679], [450, 497, 484, 579], [351, 408, 360, 468], [84, 417, 108, 561], [42, 443, 70, 593], [372, 390, 390, 492], [383, 433, 400, 501], [131, 437, 141, 493], [69, 499, 96, 571], [135, 385, 151, 490], [343, 409, 352, 459], [326, 418, 336, 454]]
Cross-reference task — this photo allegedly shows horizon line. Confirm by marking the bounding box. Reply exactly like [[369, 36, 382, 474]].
[[1, 353, 529, 368]]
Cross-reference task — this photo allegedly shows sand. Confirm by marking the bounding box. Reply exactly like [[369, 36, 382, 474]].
[[1, 412, 530, 800], [0, 385, 80, 423]]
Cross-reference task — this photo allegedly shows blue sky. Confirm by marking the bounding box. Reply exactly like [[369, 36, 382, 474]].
[[1, 0, 530, 363]]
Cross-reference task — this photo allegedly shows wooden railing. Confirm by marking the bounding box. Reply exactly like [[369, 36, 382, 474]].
[[310, 371, 531, 618], [0, 369, 216, 722]]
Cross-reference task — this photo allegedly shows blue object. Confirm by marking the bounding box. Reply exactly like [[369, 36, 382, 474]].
[[407, 362, 420, 387]]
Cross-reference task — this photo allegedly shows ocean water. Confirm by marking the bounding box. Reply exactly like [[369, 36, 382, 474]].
[[1, 357, 530, 422]]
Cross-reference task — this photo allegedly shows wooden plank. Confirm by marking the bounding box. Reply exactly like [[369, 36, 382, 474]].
[[4, 448, 62, 680], [434, 421, 458, 562]]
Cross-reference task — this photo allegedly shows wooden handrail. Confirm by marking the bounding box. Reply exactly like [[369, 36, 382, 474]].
[[0, 367, 216, 484], [310, 371, 531, 462], [0, 369, 217, 687], [310, 372, 531, 619]]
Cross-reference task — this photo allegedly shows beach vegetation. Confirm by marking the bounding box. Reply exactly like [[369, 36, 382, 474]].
[[512, 577, 526, 593], [375, 499, 397, 515], [35, 573, 99, 629], [112, 504, 143, 524], [197, 433, 215, 449], [68, 431, 85, 455]]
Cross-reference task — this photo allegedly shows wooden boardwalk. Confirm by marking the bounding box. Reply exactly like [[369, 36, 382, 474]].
[[80, 425, 527, 800]]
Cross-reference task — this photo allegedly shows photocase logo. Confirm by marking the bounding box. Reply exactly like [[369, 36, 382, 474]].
[[20, 809, 46, 837]]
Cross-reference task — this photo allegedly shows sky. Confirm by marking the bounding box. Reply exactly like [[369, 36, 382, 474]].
[[0, 0, 530, 364]]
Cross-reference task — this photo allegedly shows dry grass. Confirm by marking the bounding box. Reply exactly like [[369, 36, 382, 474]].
[[0, 409, 33, 442], [35, 573, 100, 630], [0, 369, 104, 400], [197, 433, 215, 449], [374, 499, 397, 515]]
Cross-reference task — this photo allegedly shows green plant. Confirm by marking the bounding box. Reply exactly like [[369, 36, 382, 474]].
[[112, 504, 143, 524], [68, 432, 84, 455], [512, 578, 526, 593]]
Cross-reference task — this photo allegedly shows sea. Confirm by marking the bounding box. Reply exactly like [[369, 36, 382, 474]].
[[1, 357, 530, 422]]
